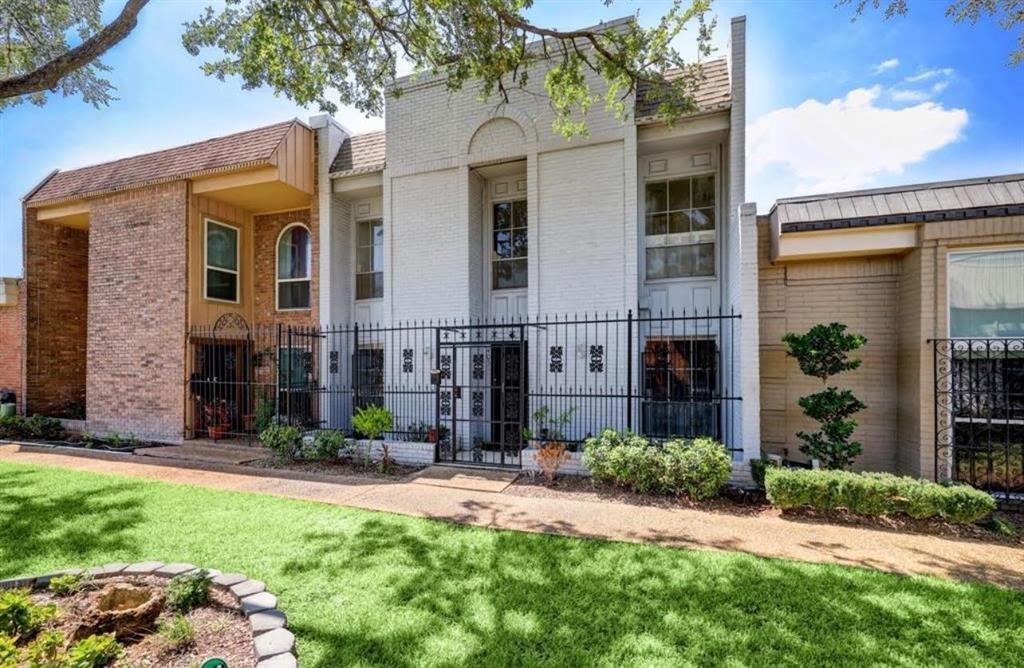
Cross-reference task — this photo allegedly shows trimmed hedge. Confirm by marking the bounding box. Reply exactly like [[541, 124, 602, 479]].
[[582, 429, 732, 499], [764, 467, 996, 524]]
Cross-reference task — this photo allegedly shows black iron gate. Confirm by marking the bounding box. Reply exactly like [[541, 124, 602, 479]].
[[934, 338, 1024, 504], [434, 323, 527, 467]]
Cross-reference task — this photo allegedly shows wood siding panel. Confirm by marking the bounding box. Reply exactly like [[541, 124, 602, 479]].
[[188, 194, 255, 328]]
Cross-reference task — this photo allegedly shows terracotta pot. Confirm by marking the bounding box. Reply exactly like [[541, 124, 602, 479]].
[[427, 428, 438, 442], [208, 425, 228, 441]]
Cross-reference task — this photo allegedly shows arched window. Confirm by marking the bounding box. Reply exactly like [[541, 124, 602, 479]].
[[277, 223, 311, 310]]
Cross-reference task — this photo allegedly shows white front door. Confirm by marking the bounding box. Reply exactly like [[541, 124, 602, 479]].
[[487, 198, 528, 320]]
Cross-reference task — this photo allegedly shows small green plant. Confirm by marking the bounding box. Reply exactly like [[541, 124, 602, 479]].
[[764, 467, 997, 524], [0, 634, 16, 668], [524, 405, 578, 442], [985, 516, 1017, 538], [260, 424, 303, 459], [166, 570, 211, 614], [782, 323, 868, 469], [305, 429, 348, 461], [253, 393, 276, 435], [65, 633, 121, 668], [0, 589, 57, 640], [156, 615, 196, 651], [48, 573, 90, 597], [24, 628, 64, 667], [352, 404, 394, 472]]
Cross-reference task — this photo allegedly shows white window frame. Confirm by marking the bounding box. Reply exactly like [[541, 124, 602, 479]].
[[642, 170, 719, 283], [487, 196, 528, 293], [275, 222, 312, 312], [355, 217, 384, 302], [203, 218, 240, 304], [946, 244, 1024, 340]]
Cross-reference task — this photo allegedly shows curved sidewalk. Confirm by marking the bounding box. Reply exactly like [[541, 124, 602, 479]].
[[2, 444, 1021, 589]]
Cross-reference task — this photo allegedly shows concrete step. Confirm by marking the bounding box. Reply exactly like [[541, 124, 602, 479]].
[[137, 444, 266, 465]]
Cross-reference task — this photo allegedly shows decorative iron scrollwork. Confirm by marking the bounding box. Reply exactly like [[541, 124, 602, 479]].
[[549, 346, 564, 373], [440, 354, 451, 379], [402, 348, 414, 373], [329, 350, 339, 374], [440, 390, 452, 416], [472, 391, 484, 417], [302, 351, 314, 373], [589, 345, 604, 373], [472, 354, 485, 380]]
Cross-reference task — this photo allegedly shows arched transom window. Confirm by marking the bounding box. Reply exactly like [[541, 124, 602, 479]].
[[277, 223, 311, 310]]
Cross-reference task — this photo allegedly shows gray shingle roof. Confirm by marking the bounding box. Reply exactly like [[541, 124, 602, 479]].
[[635, 57, 731, 120], [774, 174, 1024, 233], [330, 131, 386, 176], [27, 121, 299, 204]]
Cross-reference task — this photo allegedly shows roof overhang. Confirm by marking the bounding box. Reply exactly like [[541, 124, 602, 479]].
[[774, 223, 919, 262]]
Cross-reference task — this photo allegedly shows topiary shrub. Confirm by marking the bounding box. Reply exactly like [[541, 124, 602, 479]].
[[782, 323, 867, 469], [582, 429, 732, 498], [260, 424, 303, 459], [764, 467, 997, 524], [166, 570, 211, 614]]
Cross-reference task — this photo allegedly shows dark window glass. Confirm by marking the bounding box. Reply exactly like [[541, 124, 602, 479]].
[[642, 338, 719, 439], [492, 200, 527, 289], [644, 174, 716, 280], [356, 219, 383, 299], [206, 269, 237, 302]]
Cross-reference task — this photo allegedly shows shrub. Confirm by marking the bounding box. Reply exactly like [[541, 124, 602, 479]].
[[782, 323, 867, 469], [533, 442, 571, 483], [305, 430, 348, 461], [582, 429, 732, 498], [260, 424, 302, 459], [749, 458, 779, 490], [65, 633, 121, 668], [352, 405, 394, 471], [48, 573, 90, 597], [166, 570, 211, 613], [156, 615, 196, 651], [0, 590, 57, 640], [764, 467, 997, 524], [0, 415, 66, 442]]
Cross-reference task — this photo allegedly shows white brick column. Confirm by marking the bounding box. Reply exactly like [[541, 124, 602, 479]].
[[738, 202, 762, 474]]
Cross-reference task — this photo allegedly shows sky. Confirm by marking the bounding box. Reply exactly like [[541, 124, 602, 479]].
[[1, 0, 1022, 277]]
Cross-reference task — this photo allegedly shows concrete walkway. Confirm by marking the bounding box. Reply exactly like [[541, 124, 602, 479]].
[[2, 444, 1021, 589]]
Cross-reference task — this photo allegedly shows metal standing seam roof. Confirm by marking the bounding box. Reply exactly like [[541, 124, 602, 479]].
[[25, 120, 303, 205], [773, 174, 1024, 233]]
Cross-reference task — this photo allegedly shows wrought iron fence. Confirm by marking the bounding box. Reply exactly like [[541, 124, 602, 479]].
[[933, 337, 1024, 503], [185, 309, 741, 465]]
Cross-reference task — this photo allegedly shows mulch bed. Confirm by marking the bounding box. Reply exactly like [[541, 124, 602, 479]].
[[30, 575, 255, 668], [510, 474, 1024, 545], [249, 455, 425, 480]]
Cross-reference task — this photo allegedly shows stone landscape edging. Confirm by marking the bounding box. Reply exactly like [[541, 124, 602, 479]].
[[0, 560, 297, 668]]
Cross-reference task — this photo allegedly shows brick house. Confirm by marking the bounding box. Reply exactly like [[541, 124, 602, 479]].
[[0, 278, 23, 405], [15, 13, 1020, 497]]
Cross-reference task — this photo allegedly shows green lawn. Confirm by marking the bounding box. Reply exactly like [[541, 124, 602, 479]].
[[1, 462, 1021, 667]]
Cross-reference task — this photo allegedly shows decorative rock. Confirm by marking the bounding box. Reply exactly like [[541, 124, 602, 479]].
[[257, 654, 298, 668], [34, 569, 84, 587], [212, 572, 247, 587], [230, 579, 266, 598], [123, 561, 165, 575], [241, 592, 277, 616], [154, 563, 196, 577], [249, 609, 287, 635], [253, 628, 295, 660]]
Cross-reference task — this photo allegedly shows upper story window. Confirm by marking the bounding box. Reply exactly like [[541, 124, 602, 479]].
[[644, 174, 715, 279], [356, 219, 383, 300], [493, 200, 527, 289], [277, 223, 311, 310], [949, 248, 1024, 338], [205, 219, 239, 303]]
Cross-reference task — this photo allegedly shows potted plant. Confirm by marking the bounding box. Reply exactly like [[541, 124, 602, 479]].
[[203, 399, 231, 441], [352, 404, 394, 472]]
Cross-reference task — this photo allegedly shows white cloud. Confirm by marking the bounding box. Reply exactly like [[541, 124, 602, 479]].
[[889, 80, 951, 103], [748, 86, 968, 192], [871, 58, 900, 74], [905, 67, 954, 82]]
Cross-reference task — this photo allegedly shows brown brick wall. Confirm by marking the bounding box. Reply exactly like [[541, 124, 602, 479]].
[[760, 214, 1024, 477], [86, 182, 188, 441], [758, 219, 900, 472], [23, 209, 89, 417], [252, 207, 317, 329], [0, 281, 24, 400]]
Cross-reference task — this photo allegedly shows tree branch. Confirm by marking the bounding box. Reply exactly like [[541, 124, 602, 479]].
[[0, 0, 149, 101]]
